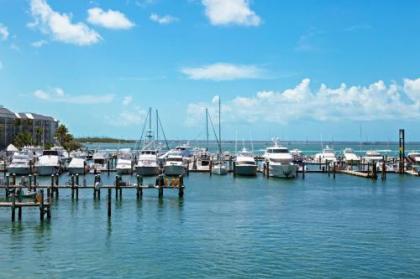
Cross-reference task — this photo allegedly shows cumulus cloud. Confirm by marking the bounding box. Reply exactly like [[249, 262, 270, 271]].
[[0, 60, 3, 70], [33, 88, 114, 104], [87, 8, 134, 30], [108, 108, 147, 126], [181, 63, 265, 81], [150, 13, 178, 24], [29, 0, 101, 46], [0, 23, 9, 40], [202, 0, 261, 26], [186, 78, 420, 126]]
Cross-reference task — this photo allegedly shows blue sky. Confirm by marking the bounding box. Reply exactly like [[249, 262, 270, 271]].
[[0, 0, 419, 141]]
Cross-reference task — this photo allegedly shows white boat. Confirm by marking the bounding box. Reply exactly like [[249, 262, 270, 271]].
[[290, 148, 304, 163], [116, 149, 132, 175], [343, 148, 361, 164], [68, 157, 85, 175], [211, 162, 228, 175], [234, 148, 257, 176], [7, 151, 33, 175], [175, 142, 193, 159], [407, 152, 420, 164], [35, 150, 60, 176], [314, 145, 337, 164], [135, 150, 160, 176], [91, 152, 108, 173], [363, 150, 383, 163], [163, 151, 185, 176], [263, 142, 298, 178]]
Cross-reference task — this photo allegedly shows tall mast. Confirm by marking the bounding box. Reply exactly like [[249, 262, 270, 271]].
[[156, 109, 159, 143], [218, 97, 222, 154], [205, 108, 209, 150]]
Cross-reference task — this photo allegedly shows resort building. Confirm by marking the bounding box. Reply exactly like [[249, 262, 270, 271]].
[[0, 106, 59, 150]]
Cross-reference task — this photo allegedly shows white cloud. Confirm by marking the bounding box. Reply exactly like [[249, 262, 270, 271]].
[[31, 40, 48, 48], [29, 0, 101, 46], [202, 0, 261, 26], [150, 13, 178, 25], [186, 78, 420, 126], [0, 23, 9, 40], [33, 88, 114, 104], [107, 106, 147, 126], [181, 63, 265, 81], [122, 96, 133, 106], [0, 60, 3, 70], [87, 7, 134, 30]]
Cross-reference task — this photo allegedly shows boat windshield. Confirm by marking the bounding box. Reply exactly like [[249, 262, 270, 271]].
[[43, 150, 58, 156], [168, 157, 183, 162], [267, 148, 288, 153]]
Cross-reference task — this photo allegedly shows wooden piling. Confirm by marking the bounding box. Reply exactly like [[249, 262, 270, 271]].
[[18, 205, 22, 221], [302, 162, 305, 179], [381, 159, 387, 181], [136, 175, 143, 199], [11, 194, 16, 222], [71, 175, 75, 200], [333, 162, 336, 179], [40, 190, 44, 221], [107, 188, 111, 218]]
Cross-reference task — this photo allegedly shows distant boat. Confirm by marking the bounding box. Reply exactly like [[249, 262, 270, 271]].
[[263, 141, 298, 178], [234, 148, 257, 176], [90, 151, 108, 173], [68, 158, 85, 175], [343, 148, 360, 165], [164, 151, 185, 176], [7, 151, 33, 175], [136, 149, 160, 176], [211, 97, 228, 176], [35, 149, 60, 176], [116, 148, 132, 175], [314, 145, 337, 164], [362, 150, 383, 163]]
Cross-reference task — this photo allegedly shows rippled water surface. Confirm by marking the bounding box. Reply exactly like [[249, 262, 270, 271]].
[[1, 173, 420, 278]]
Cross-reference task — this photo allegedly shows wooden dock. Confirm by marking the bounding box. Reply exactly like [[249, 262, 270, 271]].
[[0, 174, 185, 222]]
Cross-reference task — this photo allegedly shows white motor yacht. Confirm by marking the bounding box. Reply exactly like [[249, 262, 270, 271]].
[[363, 150, 383, 163], [263, 142, 298, 178], [116, 149, 132, 175], [135, 149, 160, 176], [407, 152, 420, 164], [343, 148, 361, 164], [234, 148, 257, 176], [8, 151, 33, 175], [163, 151, 185, 176], [35, 150, 60, 176], [91, 152, 108, 173], [314, 146, 337, 164], [68, 157, 86, 175]]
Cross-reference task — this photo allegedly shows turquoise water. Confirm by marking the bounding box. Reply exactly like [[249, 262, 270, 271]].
[[1, 172, 420, 278], [86, 140, 420, 157]]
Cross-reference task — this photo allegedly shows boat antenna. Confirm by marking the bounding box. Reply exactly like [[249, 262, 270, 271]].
[[218, 96, 222, 155]]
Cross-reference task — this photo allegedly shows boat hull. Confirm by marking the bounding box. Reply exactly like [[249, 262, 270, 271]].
[[36, 165, 59, 176], [268, 164, 298, 178], [116, 168, 132, 175], [211, 165, 228, 175], [68, 167, 85, 175], [164, 165, 185, 176], [7, 166, 30, 176], [135, 166, 159, 176], [234, 165, 257, 176]]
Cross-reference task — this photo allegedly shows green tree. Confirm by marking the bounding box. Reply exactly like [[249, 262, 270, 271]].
[[55, 124, 81, 152], [13, 132, 32, 148]]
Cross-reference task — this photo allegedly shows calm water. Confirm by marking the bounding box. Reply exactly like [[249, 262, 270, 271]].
[[1, 172, 420, 278]]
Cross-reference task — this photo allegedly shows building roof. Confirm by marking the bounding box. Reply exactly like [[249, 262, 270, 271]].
[[0, 107, 17, 119]]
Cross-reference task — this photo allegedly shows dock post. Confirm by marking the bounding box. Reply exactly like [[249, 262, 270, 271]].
[[12, 173, 16, 186], [18, 205, 22, 221], [233, 161, 236, 177], [209, 160, 212, 176], [372, 161, 378, 180], [266, 161, 270, 178], [399, 129, 405, 174], [40, 190, 45, 221], [115, 175, 119, 200], [5, 174, 9, 199], [107, 161, 111, 175], [34, 174, 37, 190], [107, 188, 111, 218], [11, 194, 16, 222], [136, 175, 143, 199], [50, 174, 54, 198], [71, 175, 75, 200], [333, 162, 336, 179], [28, 174, 32, 190], [179, 175, 184, 198], [55, 173, 59, 198]]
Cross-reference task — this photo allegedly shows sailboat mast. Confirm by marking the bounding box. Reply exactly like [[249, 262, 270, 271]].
[[156, 109, 159, 143], [218, 97, 222, 154], [206, 108, 209, 150]]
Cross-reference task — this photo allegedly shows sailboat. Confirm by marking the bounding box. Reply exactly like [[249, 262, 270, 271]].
[[211, 97, 228, 175]]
